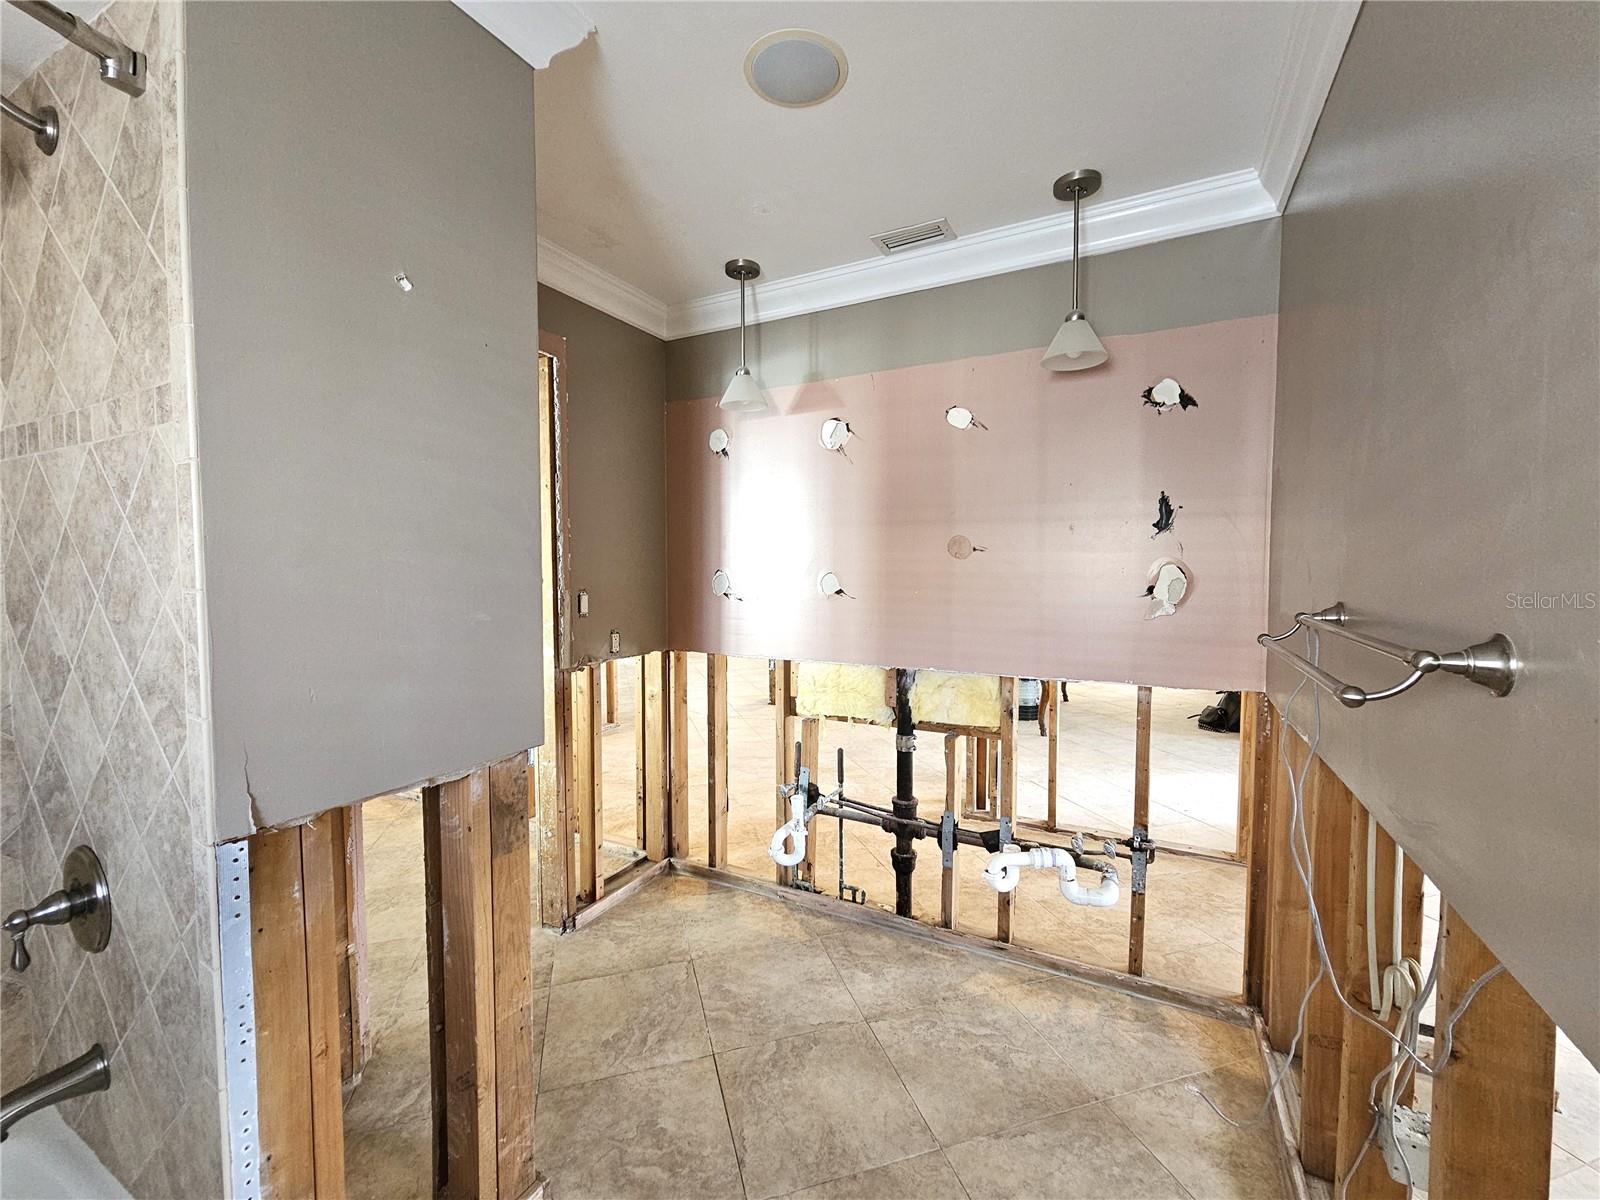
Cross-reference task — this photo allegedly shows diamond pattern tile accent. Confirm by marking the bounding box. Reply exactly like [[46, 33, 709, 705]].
[[0, 13, 222, 1196]]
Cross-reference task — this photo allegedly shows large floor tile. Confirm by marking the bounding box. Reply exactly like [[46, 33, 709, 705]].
[[778, 1150, 969, 1200], [718, 1023, 937, 1200], [344, 1012, 432, 1133], [871, 1000, 1092, 1146], [1552, 1164, 1600, 1200], [682, 886, 820, 958], [541, 959, 710, 1090], [943, 1103, 1190, 1200], [548, 895, 694, 985], [695, 938, 861, 1052], [344, 1116, 430, 1200], [534, 1056, 744, 1200], [1004, 975, 1247, 1099], [819, 922, 1034, 1020], [1108, 1057, 1282, 1200]]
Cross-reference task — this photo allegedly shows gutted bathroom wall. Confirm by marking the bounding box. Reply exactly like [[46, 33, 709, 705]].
[[664, 224, 1279, 691], [0, 3, 225, 1193], [1270, 3, 1599, 1059], [187, 2, 543, 838], [539, 284, 668, 663]]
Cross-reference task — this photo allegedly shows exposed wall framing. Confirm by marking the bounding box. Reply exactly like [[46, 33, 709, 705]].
[[639, 651, 671, 861], [1430, 907, 1557, 1198], [248, 816, 346, 1198], [1243, 701, 1561, 1197], [423, 757, 540, 1200], [571, 665, 603, 903], [707, 653, 730, 867], [1125, 685, 1153, 975], [333, 803, 372, 1085], [995, 677, 1018, 943], [772, 659, 795, 885], [669, 651, 691, 858]]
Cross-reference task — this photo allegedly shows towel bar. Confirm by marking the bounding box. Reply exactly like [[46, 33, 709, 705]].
[[1258, 602, 1517, 708]]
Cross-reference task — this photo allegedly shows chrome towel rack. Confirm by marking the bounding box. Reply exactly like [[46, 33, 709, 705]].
[[1, 0, 146, 157], [1259, 602, 1518, 709]]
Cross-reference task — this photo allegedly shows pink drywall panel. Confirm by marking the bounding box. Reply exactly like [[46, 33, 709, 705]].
[[665, 316, 1275, 691]]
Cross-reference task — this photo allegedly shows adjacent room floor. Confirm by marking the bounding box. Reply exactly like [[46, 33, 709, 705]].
[[344, 795, 1280, 1200], [600, 657, 1249, 996]]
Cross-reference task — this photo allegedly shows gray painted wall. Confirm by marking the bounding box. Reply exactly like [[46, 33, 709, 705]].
[[667, 221, 1281, 401], [1271, 2, 1599, 1059], [188, 2, 543, 838], [538, 286, 668, 661]]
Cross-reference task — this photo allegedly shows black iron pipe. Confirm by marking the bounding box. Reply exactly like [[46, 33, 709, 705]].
[[889, 668, 918, 917], [814, 800, 1125, 864]]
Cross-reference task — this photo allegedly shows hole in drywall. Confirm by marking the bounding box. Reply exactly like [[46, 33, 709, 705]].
[[817, 570, 852, 598], [947, 535, 987, 559], [819, 418, 854, 455], [945, 405, 987, 431], [1141, 377, 1197, 414], [709, 428, 730, 457], [1150, 491, 1181, 538], [1143, 558, 1191, 619], [711, 569, 743, 601]]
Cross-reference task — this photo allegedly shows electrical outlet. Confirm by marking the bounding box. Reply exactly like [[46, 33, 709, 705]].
[[576, 589, 589, 618], [610, 629, 621, 654]]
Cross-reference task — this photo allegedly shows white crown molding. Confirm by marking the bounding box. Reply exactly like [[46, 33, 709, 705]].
[[662, 169, 1277, 339], [536, 237, 671, 339], [454, 1, 594, 70], [1258, 1, 1361, 210]]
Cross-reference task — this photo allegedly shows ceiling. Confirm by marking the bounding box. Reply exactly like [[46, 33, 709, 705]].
[[0, 0, 107, 88], [524, 1, 1358, 339]]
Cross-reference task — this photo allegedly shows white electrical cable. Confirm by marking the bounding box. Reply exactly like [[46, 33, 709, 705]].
[[1194, 626, 1513, 1146]]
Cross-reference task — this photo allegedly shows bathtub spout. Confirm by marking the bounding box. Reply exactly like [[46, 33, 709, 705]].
[[0, 1045, 109, 1141]]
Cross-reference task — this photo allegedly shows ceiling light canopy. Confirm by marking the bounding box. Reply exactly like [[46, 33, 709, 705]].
[[1042, 168, 1109, 373], [744, 30, 848, 108], [720, 258, 769, 412]]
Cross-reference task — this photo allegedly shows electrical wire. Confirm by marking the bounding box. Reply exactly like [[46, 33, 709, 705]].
[[1192, 625, 1514, 1168]]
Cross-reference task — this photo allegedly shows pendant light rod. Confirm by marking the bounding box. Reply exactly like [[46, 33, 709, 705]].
[[1072, 187, 1081, 314], [1052, 169, 1101, 317], [725, 258, 760, 370]]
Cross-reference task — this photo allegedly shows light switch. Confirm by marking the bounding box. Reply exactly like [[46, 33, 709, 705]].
[[577, 589, 589, 617]]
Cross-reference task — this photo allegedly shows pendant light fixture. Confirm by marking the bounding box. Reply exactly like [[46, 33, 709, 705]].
[[720, 258, 769, 411], [1041, 169, 1108, 372]]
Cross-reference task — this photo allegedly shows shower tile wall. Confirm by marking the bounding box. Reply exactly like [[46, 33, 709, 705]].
[[0, 3, 224, 1194]]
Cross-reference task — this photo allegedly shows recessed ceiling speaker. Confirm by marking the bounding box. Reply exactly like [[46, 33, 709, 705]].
[[745, 30, 848, 108]]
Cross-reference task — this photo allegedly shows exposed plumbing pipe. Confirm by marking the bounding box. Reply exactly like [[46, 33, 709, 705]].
[[888, 668, 918, 918], [981, 845, 1121, 907], [769, 788, 808, 867]]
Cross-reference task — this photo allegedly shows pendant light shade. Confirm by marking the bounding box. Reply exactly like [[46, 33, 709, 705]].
[[1042, 168, 1108, 374], [1041, 313, 1107, 371], [721, 368, 767, 412], [720, 258, 769, 412]]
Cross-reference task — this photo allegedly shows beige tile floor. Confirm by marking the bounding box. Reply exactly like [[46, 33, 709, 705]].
[[598, 658, 1248, 998], [344, 796, 1281, 1200]]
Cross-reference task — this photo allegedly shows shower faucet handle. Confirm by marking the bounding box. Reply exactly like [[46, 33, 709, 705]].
[[2, 846, 112, 973], [4, 894, 73, 972]]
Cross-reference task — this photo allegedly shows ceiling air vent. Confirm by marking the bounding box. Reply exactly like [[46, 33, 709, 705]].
[[870, 218, 956, 256]]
